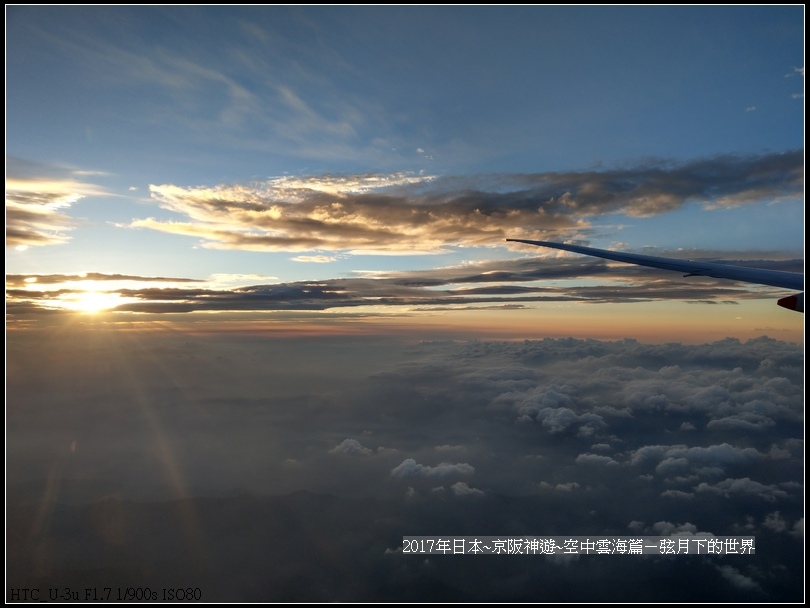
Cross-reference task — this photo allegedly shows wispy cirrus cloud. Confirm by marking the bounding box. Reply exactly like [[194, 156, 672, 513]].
[[133, 152, 803, 254], [20, 10, 396, 164]]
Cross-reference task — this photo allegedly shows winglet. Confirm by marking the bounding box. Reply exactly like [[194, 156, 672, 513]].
[[508, 238, 804, 313], [777, 294, 804, 313]]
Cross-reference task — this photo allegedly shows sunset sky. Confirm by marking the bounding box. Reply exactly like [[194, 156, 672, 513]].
[[6, 6, 805, 602], [6, 5, 804, 342]]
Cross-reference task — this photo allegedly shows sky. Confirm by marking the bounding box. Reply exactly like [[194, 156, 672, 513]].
[[5, 6, 805, 602]]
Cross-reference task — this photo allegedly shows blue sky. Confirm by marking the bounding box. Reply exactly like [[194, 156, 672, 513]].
[[5, 6, 804, 340]]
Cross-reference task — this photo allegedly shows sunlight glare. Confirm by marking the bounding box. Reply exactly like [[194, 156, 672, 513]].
[[64, 290, 125, 313]]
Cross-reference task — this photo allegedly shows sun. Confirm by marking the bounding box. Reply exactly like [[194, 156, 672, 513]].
[[65, 290, 124, 313]]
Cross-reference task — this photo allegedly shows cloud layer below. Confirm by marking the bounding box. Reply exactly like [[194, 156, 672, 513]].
[[6, 330, 803, 601]]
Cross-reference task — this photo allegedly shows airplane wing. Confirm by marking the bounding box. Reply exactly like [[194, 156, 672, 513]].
[[506, 239, 804, 312]]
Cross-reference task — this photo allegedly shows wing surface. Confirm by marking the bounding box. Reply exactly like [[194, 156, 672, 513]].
[[507, 239, 804, 312]]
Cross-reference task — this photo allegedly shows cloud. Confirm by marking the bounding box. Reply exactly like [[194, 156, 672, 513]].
[[575, 453, 619, 467], [290, 255, 338, 263], [660, 489, 693, 499], [762, 511, 787, 533], [706, 412, 776, 431], [525, 401, 606, 436], [329, 438, 372, 456], [13, 254, 795, 316], [716, 565, 761, 592], [5, 159, 108, 249], [651, 521, 699, 536], [6, 272, 200, 288], [6, 329, 803, 601], [695, 478, 790, 502], [9, 217, 803, 315], [649, 444, 763, 477], [451, 481, 485, 497], [538, 481, 581, 492], [132, 152, 803, 253], [627, 521, 645, 532], [391, 459, 475, 479]]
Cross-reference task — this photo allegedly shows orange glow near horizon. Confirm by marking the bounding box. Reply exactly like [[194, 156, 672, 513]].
[[412, 299, 805, 344], [7, 297, 803, 345]]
